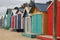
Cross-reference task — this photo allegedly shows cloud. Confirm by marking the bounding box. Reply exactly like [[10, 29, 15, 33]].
[[0, 7, 7, 16], [0, 0, 51, 17], [35, 0, 50, 3], [0, 0, 30, 7], [0, 0, 30, 16]]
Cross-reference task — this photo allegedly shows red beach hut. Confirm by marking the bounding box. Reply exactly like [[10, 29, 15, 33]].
[[48, 1, 60, 36]]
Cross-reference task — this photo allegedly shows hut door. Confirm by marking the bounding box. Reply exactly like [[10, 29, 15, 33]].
[[32, 14, 42, 34], [25, 17, 28, 32], [27, 17, 32, 33], [17, 14, 21, 29], [37, 14, 42, 34]]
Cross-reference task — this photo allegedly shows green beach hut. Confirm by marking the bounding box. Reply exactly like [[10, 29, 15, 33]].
[[4, 9, 12, 29]]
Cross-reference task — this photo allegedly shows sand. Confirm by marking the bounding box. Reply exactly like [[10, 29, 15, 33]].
[[0, 29, 40, 40]]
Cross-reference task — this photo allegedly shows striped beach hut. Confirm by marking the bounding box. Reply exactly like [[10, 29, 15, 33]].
[[11, 9, 17, 30], [15, 7, 24, 32], [22, 6, 32, 37]]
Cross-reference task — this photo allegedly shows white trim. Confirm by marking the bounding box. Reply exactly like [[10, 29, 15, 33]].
[[16, 14, 18, 29], [47, 2, 53, 9], [12, 10, 17, 16]]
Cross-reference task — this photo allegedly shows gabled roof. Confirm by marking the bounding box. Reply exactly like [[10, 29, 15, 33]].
[[24, 6, 32, 13], [19, 7, 24, 13], [6, 9, 12, 14], [23, 6, 31, 17], [16, 7, 24, 14], [35, 3, 50, 12], [12, 9, 17, 15]]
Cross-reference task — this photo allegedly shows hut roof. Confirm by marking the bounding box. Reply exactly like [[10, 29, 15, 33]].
[[16, 7, 24, 14], [19, 7, 24, 13], [35, 3, 50, 12], [29, 1, 51, 12]]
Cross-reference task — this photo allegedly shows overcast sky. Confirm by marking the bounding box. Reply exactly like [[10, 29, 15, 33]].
[[0, 0, 50, 18]]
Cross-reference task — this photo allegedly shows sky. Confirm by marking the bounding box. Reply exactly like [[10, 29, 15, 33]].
[[0, 0, 50, 18]]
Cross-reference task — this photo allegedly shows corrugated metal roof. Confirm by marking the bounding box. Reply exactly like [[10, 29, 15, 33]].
[[35, 3, 50, 12]]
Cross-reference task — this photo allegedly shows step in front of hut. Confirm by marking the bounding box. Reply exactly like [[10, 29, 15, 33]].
[[36, 35, 60, 40], [22, 33, 36, 38], [4, 26, 11, 30], [16, 29, 24, 32]]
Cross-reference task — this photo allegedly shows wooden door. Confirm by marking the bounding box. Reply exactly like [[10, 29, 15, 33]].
[[17, 14, 21, 29], [37, 14, 42, 35], [32, 14, 42, 34], [27, 17, 32, 33], [24, 17, 28, 33]]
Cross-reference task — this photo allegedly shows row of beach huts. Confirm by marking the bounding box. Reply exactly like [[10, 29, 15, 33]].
[[1, 0, 60, 40]]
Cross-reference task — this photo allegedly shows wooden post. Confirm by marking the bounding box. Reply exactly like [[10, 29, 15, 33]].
[[54, 0, 57, 40]]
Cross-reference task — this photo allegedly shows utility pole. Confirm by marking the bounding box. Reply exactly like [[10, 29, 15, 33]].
[[54, 0, 57, 40]]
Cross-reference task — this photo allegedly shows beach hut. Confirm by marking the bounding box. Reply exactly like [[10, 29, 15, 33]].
[[22, 6, 33, 37], [42, 1, 60, 40], [4, 9, 12, 29], [15, 7, 24, 32], [48, 1, 60, 36], [31, 3, 49, 38], [11, 9, 17, 30]]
